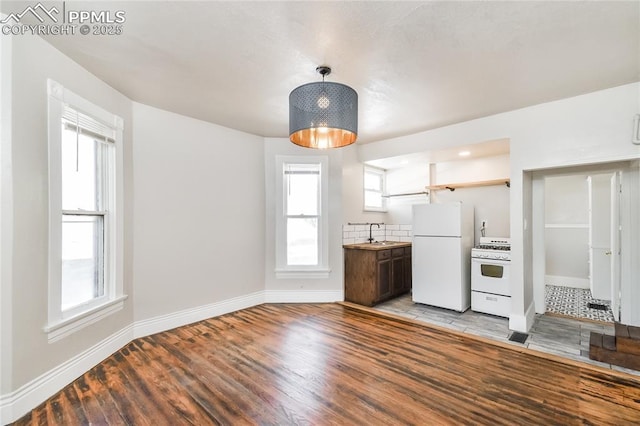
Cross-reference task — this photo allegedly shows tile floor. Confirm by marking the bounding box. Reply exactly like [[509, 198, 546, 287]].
[[374, 294, 639, 376], [545, 285, 615, 322]]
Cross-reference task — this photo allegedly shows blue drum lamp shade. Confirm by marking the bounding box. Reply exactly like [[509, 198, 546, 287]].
[[289, 66, 358, 149]]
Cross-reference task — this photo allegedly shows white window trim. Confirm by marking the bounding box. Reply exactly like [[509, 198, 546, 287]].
[[43, 295, 127, 343], [364, 165, 387, 212], [46, 79, 126, 341], [275, 155, 330, 279]]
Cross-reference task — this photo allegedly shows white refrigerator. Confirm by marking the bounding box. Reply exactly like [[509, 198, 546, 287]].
[[412, 202, 474, 312]]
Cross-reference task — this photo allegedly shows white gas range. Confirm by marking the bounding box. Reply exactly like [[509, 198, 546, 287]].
[[471, 237, 511, 318]]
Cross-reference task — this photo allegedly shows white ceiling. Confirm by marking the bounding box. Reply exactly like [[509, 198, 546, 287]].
[[366, 138, 510, 170], [10, 1, 640, 144]]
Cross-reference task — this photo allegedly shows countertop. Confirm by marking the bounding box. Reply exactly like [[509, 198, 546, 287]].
[[343, 241, 412, 251]]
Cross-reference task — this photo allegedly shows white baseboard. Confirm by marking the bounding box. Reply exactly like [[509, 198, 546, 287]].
[[0, 289, 346, 423], [545, 275, 590, 289], [133, 291, 265, 339], [509, 301, 536, 333], [0, 325, 133, 425], [264, 289, 343, 303]]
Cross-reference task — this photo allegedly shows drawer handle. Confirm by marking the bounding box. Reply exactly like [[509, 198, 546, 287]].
[[486, 296, 498, 302]]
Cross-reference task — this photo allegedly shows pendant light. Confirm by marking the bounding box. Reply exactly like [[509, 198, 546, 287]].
[[289, 66, 358, 149]]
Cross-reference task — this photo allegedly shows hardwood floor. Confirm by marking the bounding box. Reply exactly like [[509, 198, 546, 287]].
[[13, 303, 640, 425]]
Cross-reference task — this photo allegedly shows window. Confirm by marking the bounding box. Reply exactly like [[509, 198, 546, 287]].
[[275, 156, 329, 278], [46, 80, 125, 342], [364, 166, 386, 211], [285, 163, 320, 265]]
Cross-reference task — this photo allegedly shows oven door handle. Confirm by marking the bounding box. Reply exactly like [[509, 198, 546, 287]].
[[471, 257, 511, 265]]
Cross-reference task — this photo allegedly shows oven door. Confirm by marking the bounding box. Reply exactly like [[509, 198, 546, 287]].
[[471, 257, 510, 296]]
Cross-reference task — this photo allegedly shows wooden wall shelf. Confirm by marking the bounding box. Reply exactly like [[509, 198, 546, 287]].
[[426, 178, 510, 192]]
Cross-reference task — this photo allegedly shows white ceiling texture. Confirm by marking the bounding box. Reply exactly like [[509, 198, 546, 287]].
[[12, 1, 640, 144]]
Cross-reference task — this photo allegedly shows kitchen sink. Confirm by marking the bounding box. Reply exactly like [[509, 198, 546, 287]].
[[371, 241, 402, 246]]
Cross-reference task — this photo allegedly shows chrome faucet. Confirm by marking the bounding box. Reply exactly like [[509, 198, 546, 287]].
[[368, 223, 381, 243]]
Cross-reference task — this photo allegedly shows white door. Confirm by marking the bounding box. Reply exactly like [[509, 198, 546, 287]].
[[610, 172, 621, 321], [588, 174, 612, 300]]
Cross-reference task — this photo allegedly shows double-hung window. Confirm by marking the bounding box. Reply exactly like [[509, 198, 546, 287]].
[[46, 80, 125, 341], [364, 166, 386, 211], [275, 156, 329, 278]]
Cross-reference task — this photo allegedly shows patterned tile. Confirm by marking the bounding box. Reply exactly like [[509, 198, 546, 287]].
[[544, 285, 614, 322]]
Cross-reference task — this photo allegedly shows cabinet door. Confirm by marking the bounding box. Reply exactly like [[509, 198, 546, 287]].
[[377, 259, 392, 302], [391, 256, 405, 296]]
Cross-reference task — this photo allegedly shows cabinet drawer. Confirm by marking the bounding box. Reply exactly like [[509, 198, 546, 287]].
[[404, 247, 412, 256], [392, 248, 405, 257], [471, 291, 510, 318], [377, 250, 391, 260]]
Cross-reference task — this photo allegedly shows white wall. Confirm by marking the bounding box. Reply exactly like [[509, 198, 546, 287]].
[[358, 82, 640, 331], [385, 162, 429, 224], [264, 138, 344, 300], [432, 154, 510, 243], [1, 33, 134, 396], [0, 24, 13, 400], [544, 175, 589, 288], [132, 103, 265, 321]]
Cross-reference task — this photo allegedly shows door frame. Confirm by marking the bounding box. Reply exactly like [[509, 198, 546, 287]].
[[531, 161, 633, 319], [610, 172, 621, 320]]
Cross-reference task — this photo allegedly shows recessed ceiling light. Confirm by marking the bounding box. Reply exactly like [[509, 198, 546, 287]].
[[459, 151, 471, 157]]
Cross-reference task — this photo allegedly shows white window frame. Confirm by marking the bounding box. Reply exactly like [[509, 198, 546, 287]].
[[275, 155, 329, 279], [45, 79, 126, 342], [364, 165, 387, 212]]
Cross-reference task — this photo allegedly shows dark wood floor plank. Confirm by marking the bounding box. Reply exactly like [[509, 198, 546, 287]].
[[126, 339, 224, 425], [71, 375, 110, 425], [96, 357, 154, 425], [177, 317, 351, 424], [148, 331, 278, 424], [318, 308, 578, 424], [75, 370, 127, 425], [10, 303, 640, 425]]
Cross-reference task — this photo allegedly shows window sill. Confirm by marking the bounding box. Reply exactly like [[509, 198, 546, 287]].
[[275, 269, 331, 279], [44, 295, 128, 343]]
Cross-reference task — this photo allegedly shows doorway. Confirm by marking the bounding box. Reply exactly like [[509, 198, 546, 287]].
[[531, 160, 639, 326], [542, 173, 617, 323]]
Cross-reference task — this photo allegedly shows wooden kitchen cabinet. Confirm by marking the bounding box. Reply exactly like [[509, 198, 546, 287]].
[[344, 243, 412, 307]]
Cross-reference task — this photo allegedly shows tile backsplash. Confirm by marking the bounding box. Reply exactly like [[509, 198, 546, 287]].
[[342, 223, 413, 245]]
